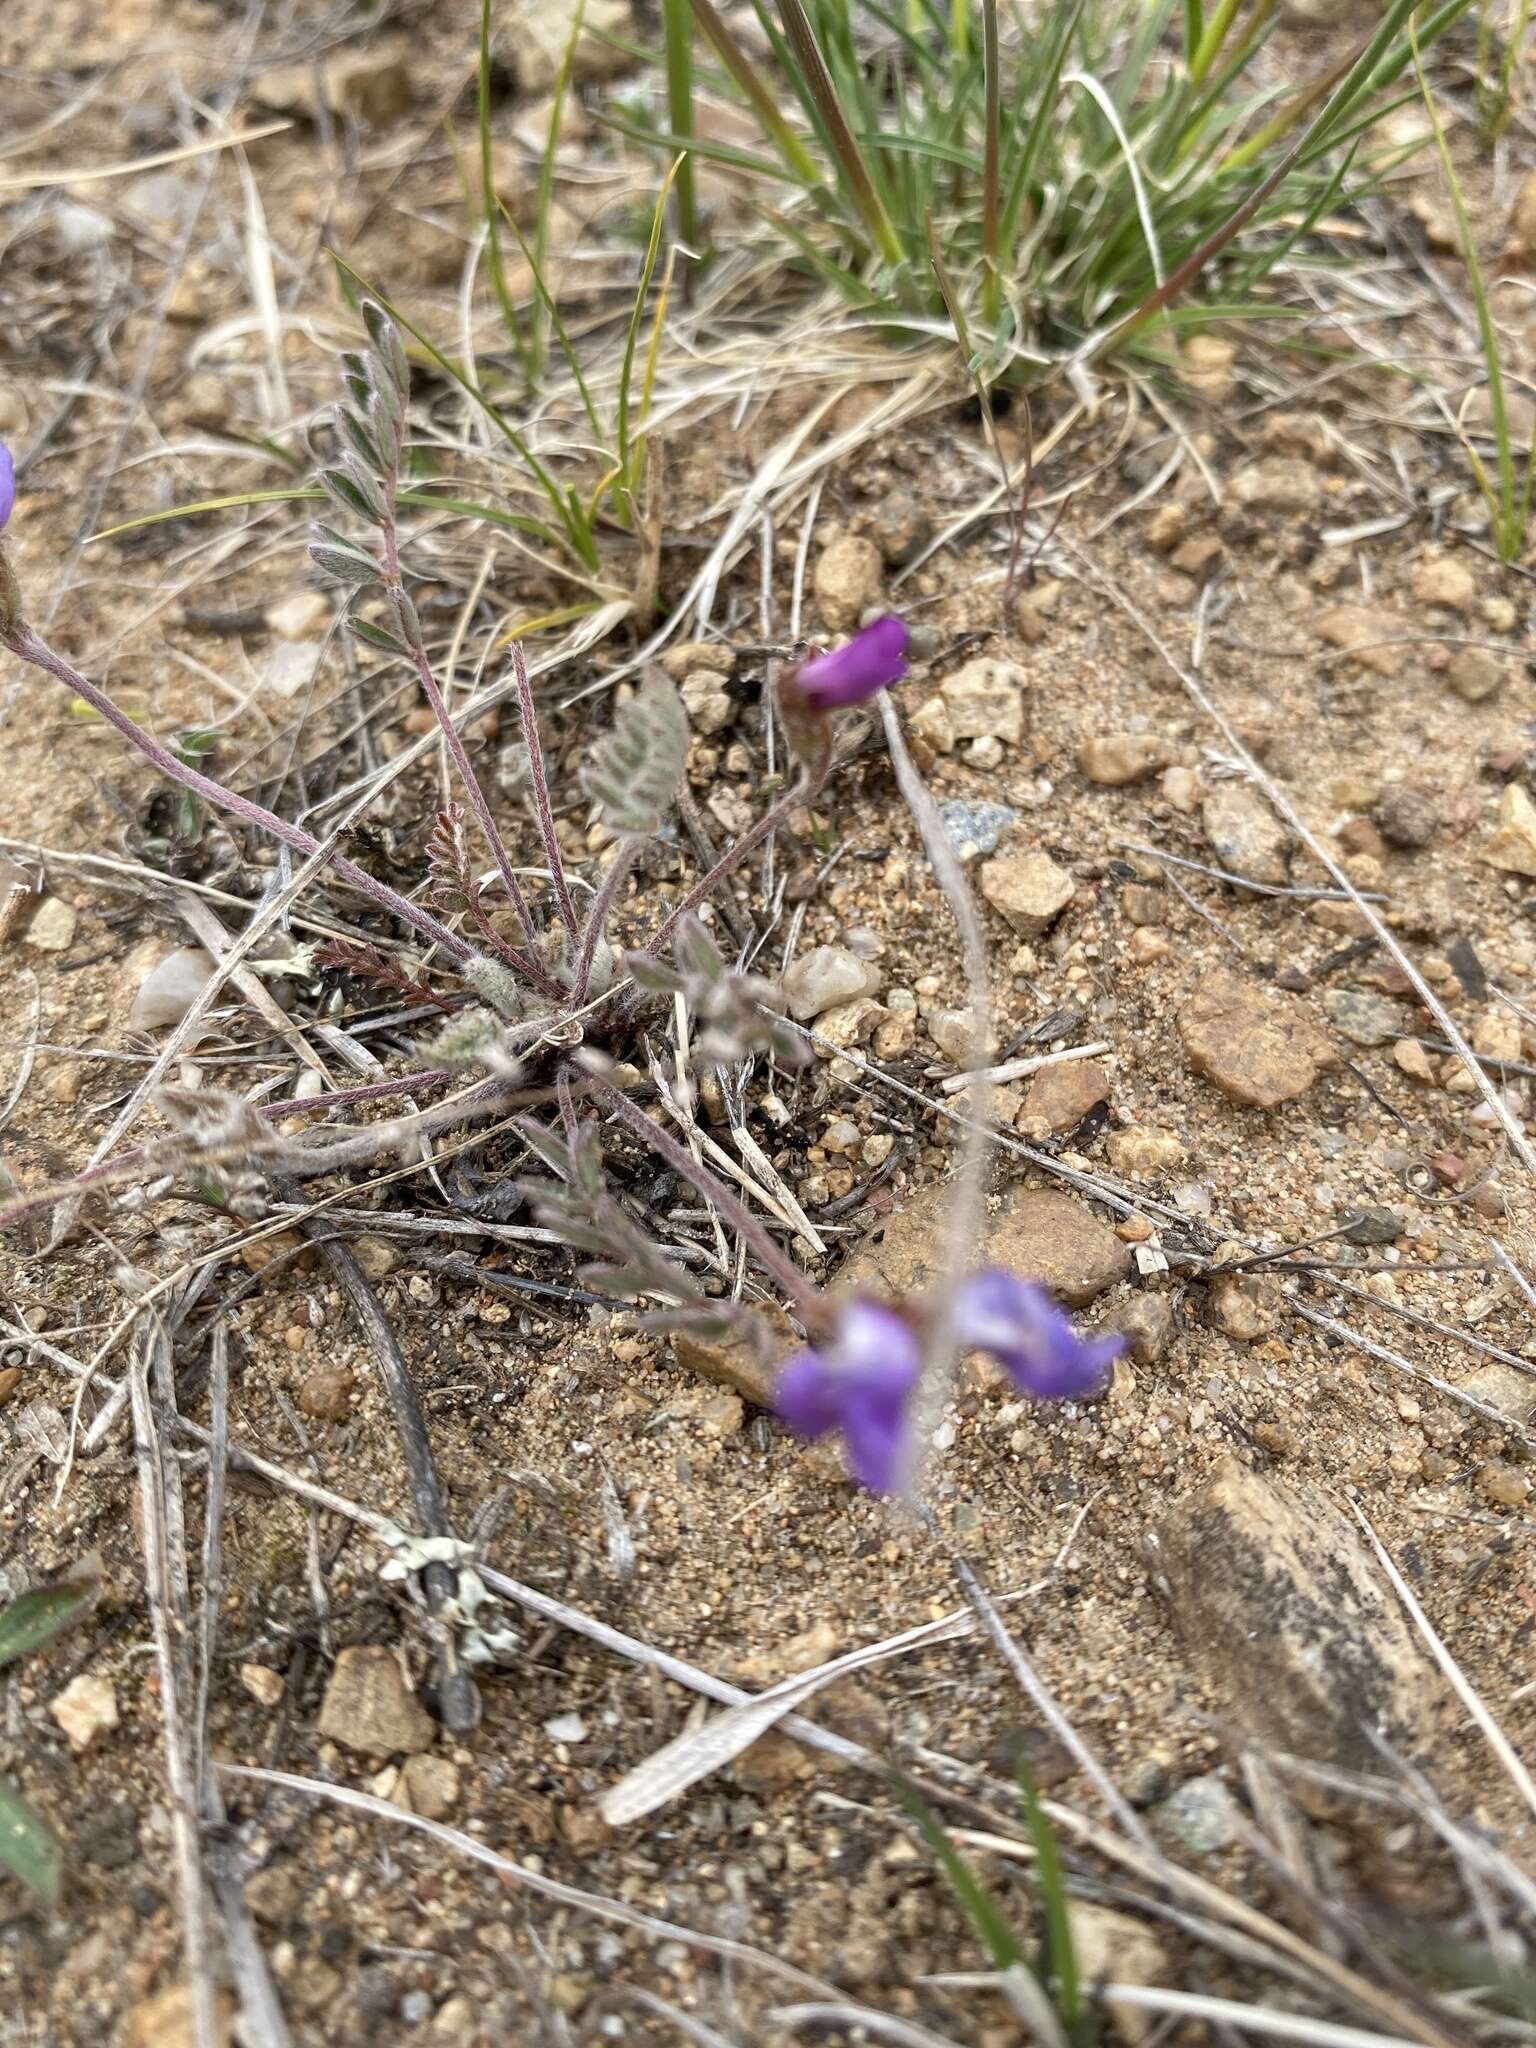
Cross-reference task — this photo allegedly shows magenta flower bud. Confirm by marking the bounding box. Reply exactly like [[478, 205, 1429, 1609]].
[[0, 444, 14, 533], [775, 1298, 920, 1493], [788, 615, 908, 712], [954, 1269, 1123, 1401]]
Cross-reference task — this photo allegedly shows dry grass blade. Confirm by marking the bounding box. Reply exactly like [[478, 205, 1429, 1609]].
[[128, 1326, 220, 2048]]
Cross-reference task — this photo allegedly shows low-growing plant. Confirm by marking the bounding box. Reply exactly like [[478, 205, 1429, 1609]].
[[615, 0, 1473, 377]]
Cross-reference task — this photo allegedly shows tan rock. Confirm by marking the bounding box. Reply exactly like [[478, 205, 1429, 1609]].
[[1200, 782, 1291, 886], [671, 1303, 796, 1408], [1179, 969, 1336, 1109], [1106, 1126, 1186, 1177], [1445, 647, 1508, 704], [50, 1673, 118, 1751], [1078, 734, 1174, 786], [813, 533, 884, 631], [1018, 1058, 1110, 1135], [26, 897, 77, 953], [1072, 1904, 1169, 2047], [841, 1180, 1128, 1308], [939, 657, 1027, 745], [1227, 457, 1323, 515], [1410, 553, 1475, 612], [980, 849, 1076, 935], [318, 1645, 435, 1756], [1100, 1292, 1174, 1366], [1178, 333, 1235, 403], [1315, 604, 1405, 676], [1151, 1460, 1438, 1787], [1392, 1038, 1436, 1083], [1481, 783, 1536, 877], [125, 1987, 234, 2048], [909, 694, 955, 754], [679, 670, 734, 735], [396, 1753, 460, 1820]]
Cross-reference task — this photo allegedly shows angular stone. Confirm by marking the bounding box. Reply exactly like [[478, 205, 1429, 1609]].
[[1314, 605, 1405, 677], [1208, 1268, 1279, 1342], [1100, 1292, 1174, 1366], [1106, 1126, 1186, 1178], [1018, 1058, 1110, 1135], [1445, 647, 1508, 704], [396, 1753, 460, 1820], [841, 1180, 1128, 1308], [980, 849, 1076, 935], [26, 897, 77, 953], [129, 947, 218, 1032], [1151, 1459, 1438, 1783], [1179, 970, 1336, 1109], [1481, 784, 1536, 878], [1461, 1361, 1536, 1425], [1200, 783, 1291, 887], [1070, 1905, 1169, 2047], [679, 671, 734, 735], [50, 1673, 118, 1751], [318, 1645, 436, 1756], [813, 532, 884, 632], [781, 945, 882, 1022], [671, 1304, 796, 1408], [1078, 733, 1175, 786], [1375, 787, 1439, 850], [1227, 457, 1323, 514], [1410, 554, 1474, 612], [1323, 988, 1412, 1048], [937, 797, 1016, 859], [939, 658, 1027, 745]]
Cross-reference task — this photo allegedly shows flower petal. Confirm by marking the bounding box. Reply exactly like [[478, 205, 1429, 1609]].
[[955, 1268, 1121, 1401], [839, 1380, 915, 1493], [0, 444, 14, 534], [793, 615, 909, 710], [832, 1298, 922, 1395], [774, 1347, 840, 1438]]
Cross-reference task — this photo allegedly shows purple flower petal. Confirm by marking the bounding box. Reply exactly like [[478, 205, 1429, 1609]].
[[791, 615, 909, 711], [0, 444, 14, 534], [775, 1347, 840, 1438], [954, 1268, 1122, 1401], [773, 1299, 922, 1493]]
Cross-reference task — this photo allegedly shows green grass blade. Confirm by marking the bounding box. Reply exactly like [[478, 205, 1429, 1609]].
[[689, 0, 821, 182], [617, 159, 683, 505], [1016, 1765, 1082, 2029], [0, 1561, 102, 1670], [981, 0, 1001, 324], [1411, 29, 1517, 552], [498, 204, 606, 450], [0, 1779, 61, 1909], [998, 0, 1084, 262], [533, 0, 590, 376], [775, 0, 905, 267], [1183, 0, 1204, 61], [662, 0, 700, 248], [890, 1770, 1024, 1972]]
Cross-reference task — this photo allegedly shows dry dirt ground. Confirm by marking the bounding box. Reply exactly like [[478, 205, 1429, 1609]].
[[4, 2, 1536, 2045]]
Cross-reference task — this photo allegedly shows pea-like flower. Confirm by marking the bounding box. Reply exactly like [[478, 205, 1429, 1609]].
[[954, 1268, 1123, 1400], [0, 443, 13, 533], [775, 1299, 921, 1494], [786, 614, 908, 712], [776, 1272, 1120, 1493]]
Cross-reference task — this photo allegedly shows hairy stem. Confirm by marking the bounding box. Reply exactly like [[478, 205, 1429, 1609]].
[[570, 838, 638, 1004], [3, 622, 477, 964], [591, 1076, 823, 1323], [643, 770, 820, 961], [510, 643, 579, 940]]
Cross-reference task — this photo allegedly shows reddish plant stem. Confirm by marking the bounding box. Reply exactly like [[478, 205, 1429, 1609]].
[[643, 771, 820, 961], [570, 838, 638, 1005], [509, 642, 579, 941], [379, 494, 542, 953], [4, 622, 475, 963], [591, 1076, 823, 1325]]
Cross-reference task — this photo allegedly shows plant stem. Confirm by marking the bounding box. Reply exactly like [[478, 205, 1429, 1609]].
[[591, 1077, 823, 1321], [571, 838, 639, 1004], [380, 493, 543, 951], [643, 771, 820, 960], [510, 643, 580, 940], [3, 621, 476, 964], [662, 0, 700, 250]]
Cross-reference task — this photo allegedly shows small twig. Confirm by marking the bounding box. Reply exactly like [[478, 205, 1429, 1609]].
[[272, 1176, 481, 1733], [643, 771, 820, 961], [571, 838, 639, 1003], [938, 1040, 1110, 1095]]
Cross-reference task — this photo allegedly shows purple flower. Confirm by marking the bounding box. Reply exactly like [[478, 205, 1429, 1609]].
[[0, 444, 13, 534], [775, 1299, 920, 1493], [789, 615, 908, 711], [955, 1269, 1123, 1401]]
